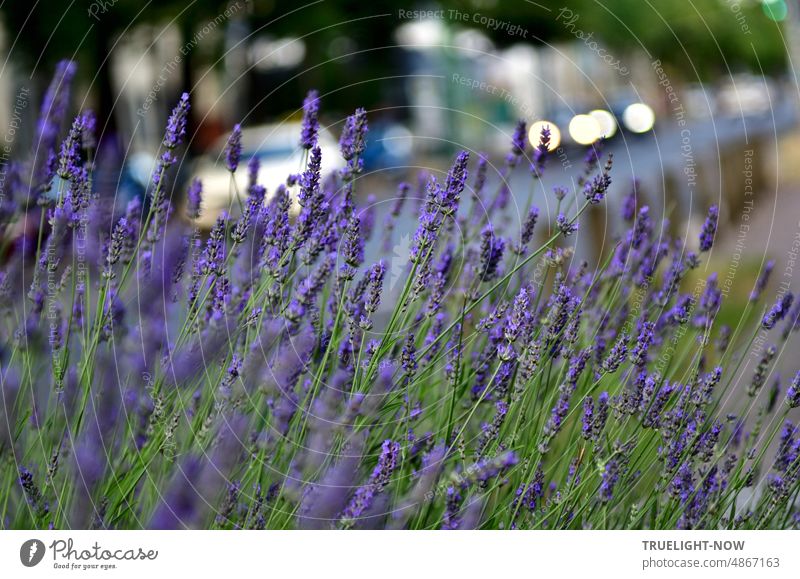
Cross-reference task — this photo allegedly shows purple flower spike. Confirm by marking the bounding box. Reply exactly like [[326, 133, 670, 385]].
[[186, 178, 203, 220], [364, 261, 386, 313], [599, 459, 621, 502], [163, 93, 190, 150], [35, 60, 77, 186], [359, 261, 386, 330], [630, 321, 655, 367], [763, 292, 793, 330], [340, 107, 368, 171], [513, 206, 539, 255], [698, 205, 718, 252], [583, 154, 613, 204], [621, 182, 638, 221], [409, 152, 468, 266], [511, 120, 527, 157], [581, 396, 595, 440], [750, 260, 775, 302], [340, 440, 400, 525], [442, 151, 470, 215], [531, 124, 552, 177], [300, 89, 320, 149], [602, 333, 629, 373], [341, 215, 364, 279], [225, 124, 243, 172], [786, 371, 800, 409], [478, 224, 505, 283], [57, 113, 91, 181]]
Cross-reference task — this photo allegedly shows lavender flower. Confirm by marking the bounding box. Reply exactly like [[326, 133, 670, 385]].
[[224, 124, 243, 172], [340, 440, 400, 525], [630, 321, 655, 367], [698, 205, 718, 252], [693, 366, 722, 406], [472, 154, 488, 198], [581, 396, 595, 440], [787, 371, 800, 409], [621, 182, 638, 221], [531, 124, 551, 177], [57, 113, 90, 181], [341, 215, 364, 278], [511, 120, 527, 158], [599, 459, 621, 502], [513, 206, 539, 255], [643, 382, 675, 428], [630, 206, 652, 250], [782, 298, 800, 340], [19, 467, 49, 520], [340, 107, 368, 176], [103, 216, 134, 278], [594, 392, 610, 439], [748, 344, 777, 397], [34, 60, 77, 188], [477, 224, 505, 283], [300, 89, 320, 149], [583, 154, 613, 204], [402, 334, 417, 384], [163, 93, 190, 150], [541, 382, 576, 451], [763, 292, 794, 330], [442, 151, 469, 216], [247, 156, 260, 189], [442, 486, 463, 529], [557, 213, 578, 236], [504, 288, 531, 343], [512, 466, 544, 516], [602, 333, 629, 373], [410, 153, 468, 265], [359, 261, 386, 330], [750, 260, 775, 301], [477, 400, 509, 457], [464, 452, 518, 487], [186, 178, 203, 220]]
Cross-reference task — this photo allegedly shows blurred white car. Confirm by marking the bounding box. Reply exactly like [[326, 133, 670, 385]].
[[716, 74, 773, 117], [191, 122, 344, 228]]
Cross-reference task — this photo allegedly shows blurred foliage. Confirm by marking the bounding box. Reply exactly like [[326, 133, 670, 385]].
[[520, 0, 788, 77], [0, 0, 789, 117]]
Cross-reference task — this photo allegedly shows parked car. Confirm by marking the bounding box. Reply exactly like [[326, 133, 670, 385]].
[[190, 122, 344, 228]]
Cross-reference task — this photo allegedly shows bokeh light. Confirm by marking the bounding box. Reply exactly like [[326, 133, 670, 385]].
[[528, 120, 561, 150], [589, 109, 618, 138], [622, 103, 656, 133], [761, 0, 788, 22], [568, 114, 602, 145]]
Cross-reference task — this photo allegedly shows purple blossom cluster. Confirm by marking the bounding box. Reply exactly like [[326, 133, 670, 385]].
[[1, 62, 800, 531]]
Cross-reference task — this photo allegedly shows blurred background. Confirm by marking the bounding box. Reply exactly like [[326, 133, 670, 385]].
[[1, 0, 799, 288]]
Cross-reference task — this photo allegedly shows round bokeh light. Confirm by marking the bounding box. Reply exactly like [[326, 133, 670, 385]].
[[622, 103, 656, 133], [568, 114, 602, 145], [528, 121, 561, 151], [589, 109, 617, 138]]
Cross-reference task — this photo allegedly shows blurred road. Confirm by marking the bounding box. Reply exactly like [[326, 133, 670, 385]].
[[360, 97, 798, 268]]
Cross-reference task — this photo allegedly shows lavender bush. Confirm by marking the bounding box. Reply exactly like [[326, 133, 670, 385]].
[[1, 62, 800, 530]]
